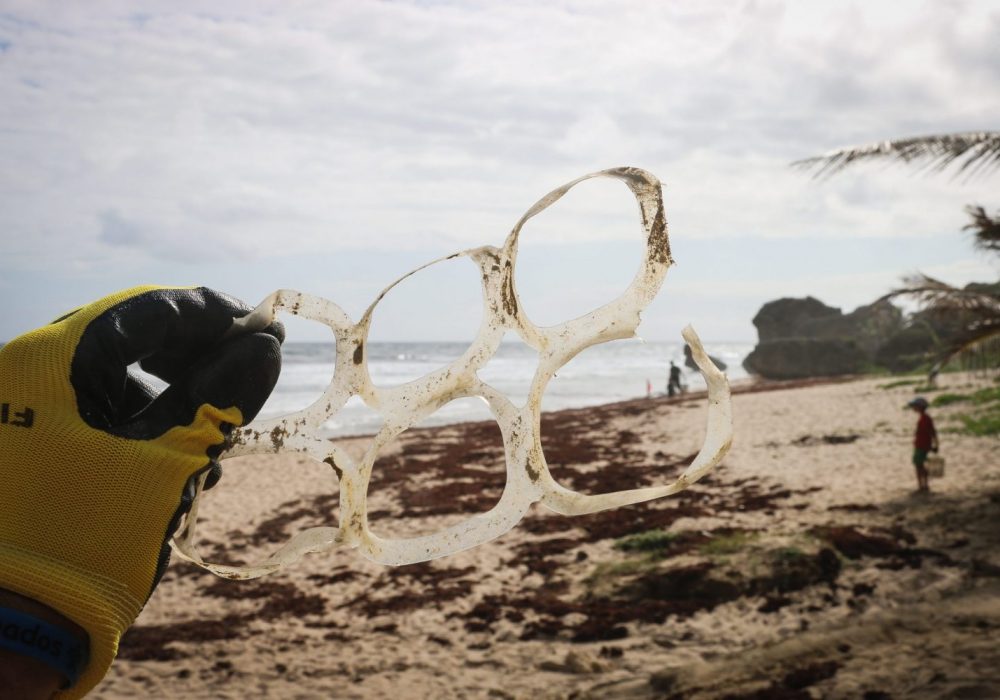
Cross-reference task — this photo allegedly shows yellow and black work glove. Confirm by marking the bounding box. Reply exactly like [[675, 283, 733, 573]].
[[0, 286, 282, 698]]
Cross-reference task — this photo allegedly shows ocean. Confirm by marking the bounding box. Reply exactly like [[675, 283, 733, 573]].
[[259, 340, 753, 436]]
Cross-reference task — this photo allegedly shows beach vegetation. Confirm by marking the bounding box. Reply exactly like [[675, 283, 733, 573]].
[[772, 546, 807, 561], [971, 386, 1000, 404], [699, 531, 758, 556], [859, 362, 893, 377], [934, 386, 1000, 436], [933, 386, 1000, 407], [880, 276, 1000, 375], [957, 411, 1000, 436], [795, 132, 1000, 376], [933, 392, 970, 406]]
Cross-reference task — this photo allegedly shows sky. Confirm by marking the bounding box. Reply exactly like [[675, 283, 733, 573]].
[[1, 0, 998, 344]]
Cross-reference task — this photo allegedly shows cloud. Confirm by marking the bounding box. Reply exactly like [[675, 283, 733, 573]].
[[0, 1, 998, 340], [98, 209, 143, 246]]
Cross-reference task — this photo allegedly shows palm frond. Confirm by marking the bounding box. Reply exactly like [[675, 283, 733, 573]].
[[793, 131, 1000, 180], [880, 272, 1000, 372], [964, 205, 1000, 253], [936, 323, 1000, 371], [879, 273, 1000, 313]]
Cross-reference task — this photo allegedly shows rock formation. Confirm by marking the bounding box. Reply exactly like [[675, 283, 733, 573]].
[[744, 297, 904, 379], [684, 343, 727, 372]]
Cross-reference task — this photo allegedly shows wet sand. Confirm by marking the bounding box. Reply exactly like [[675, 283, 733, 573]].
[[93, 372, 1000, 699]]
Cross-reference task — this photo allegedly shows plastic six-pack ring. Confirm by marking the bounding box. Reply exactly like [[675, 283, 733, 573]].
[[171, 167, 733, 579]]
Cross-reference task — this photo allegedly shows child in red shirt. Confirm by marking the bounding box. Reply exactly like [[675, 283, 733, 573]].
[[908, 397, 939, 492]]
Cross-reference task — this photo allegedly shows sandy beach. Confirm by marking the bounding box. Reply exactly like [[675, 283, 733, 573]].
[[92, 372, 1000, 699]]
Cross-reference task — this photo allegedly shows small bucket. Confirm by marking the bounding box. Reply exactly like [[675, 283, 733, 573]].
[[925, 455, 945, 478]]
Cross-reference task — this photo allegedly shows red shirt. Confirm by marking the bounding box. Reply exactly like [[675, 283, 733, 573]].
[[914, 412, 936, 450]]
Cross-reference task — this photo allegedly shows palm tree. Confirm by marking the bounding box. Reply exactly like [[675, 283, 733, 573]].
[[965, 204, 1000, 254], [794, 131, 1000, 372], [877, 274, 1000, 373], [793, 131, 1000, 180]]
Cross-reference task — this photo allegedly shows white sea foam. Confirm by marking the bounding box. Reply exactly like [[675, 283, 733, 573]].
[[259, 340, 752, 436]]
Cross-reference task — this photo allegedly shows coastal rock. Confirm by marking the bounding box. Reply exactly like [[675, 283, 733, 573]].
[[753, 297, 903, 352], [744, 296, 903, 378], [743, 338, 866, 379], [820, 299, 904, 357], [752, 297, 842, 343], [684, 343, 727, 371], [874, 324, 937, 372]]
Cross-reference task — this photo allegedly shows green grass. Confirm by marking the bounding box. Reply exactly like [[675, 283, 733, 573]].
[[614, 529, 678, 553], [588, 529, 683, 588], [771, 546, 807, 562], [957, 409, 1000, 436], [971, 387, 1000, 405], [932, 386, 1000, 408], [933, 393, 970, 407], [935, 386, 1000, 436], [699, 531, 757, 556]]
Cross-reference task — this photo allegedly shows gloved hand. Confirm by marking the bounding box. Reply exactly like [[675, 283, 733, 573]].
[[0, 286, 282, 698]]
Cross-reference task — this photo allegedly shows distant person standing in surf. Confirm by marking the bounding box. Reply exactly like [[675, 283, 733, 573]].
[[667, 361, 683, 397]]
